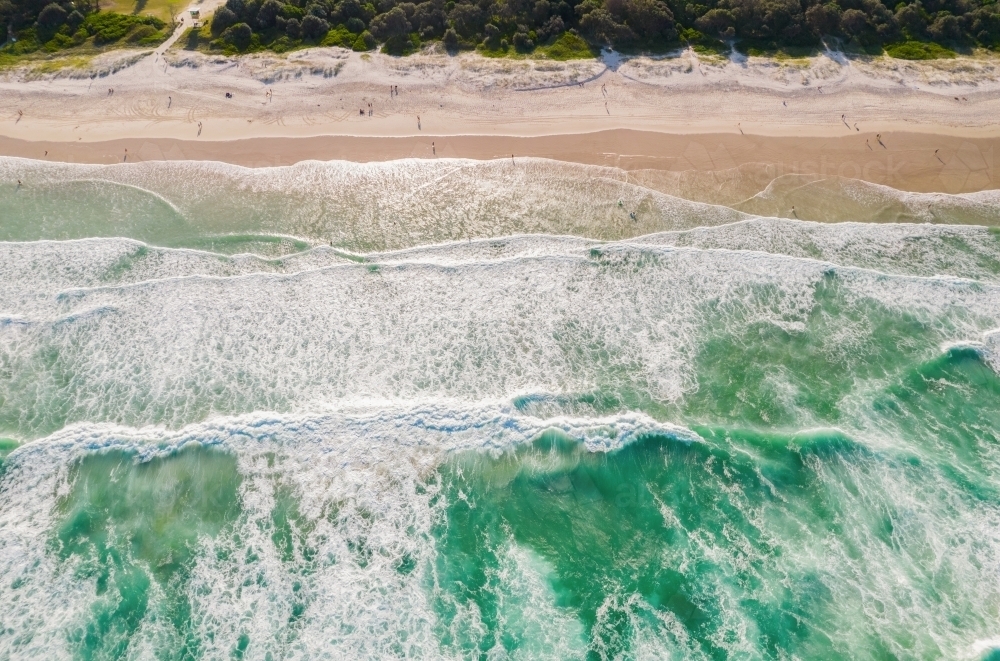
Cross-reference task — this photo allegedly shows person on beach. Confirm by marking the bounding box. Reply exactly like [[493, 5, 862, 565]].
[[432, 142, 436, 155], [418, 116, 421, 130]]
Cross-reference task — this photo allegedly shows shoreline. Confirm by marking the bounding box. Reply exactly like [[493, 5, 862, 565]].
[[1, 129, 996, 194], [2, 47, 999, 192]]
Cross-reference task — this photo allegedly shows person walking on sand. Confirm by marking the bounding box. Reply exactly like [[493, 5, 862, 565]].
[[432, 141, 436, 155], [417, 116, 421, 130], [866, 139, 872, 150]]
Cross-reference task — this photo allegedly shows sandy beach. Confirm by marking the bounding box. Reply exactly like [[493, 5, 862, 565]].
[[1, 45, 998, 192]]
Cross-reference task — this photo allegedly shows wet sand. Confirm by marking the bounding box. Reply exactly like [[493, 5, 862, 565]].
[[1, 129, 995, 194]]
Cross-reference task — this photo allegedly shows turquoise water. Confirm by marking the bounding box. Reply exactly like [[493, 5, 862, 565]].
[[1, 157, 1000, 660]]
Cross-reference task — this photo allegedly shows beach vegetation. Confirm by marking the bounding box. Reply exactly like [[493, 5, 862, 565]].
[[185, 0, 1000, 58], [885, 39, 956, 58], [542, 30, 594, 57], [0, 2, 169, 63], [7, 0, 998, 62]]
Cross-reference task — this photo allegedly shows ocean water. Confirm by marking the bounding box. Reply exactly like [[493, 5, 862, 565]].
[[1, 157, 1000, 660]]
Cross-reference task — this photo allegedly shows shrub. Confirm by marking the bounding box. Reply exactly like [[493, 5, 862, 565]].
[[927, 13, 962, 43], [544, 31, 592, 59], [36, 3, 67, 29], [83, 12, 164, 44], [126, 24, 155, 41], [211, 6, 238, 35], [696, 8, 736, 39], [352, 28, 376, 49], [884, 39, 955, 58], [222, 21, 253, 49], [301, 13, 329, 39], [370, 6, 410, 39], [442, 26, 459, 49], [256, 0, 283, 29], [322, 25, 356, 45], [270, 34, 294, 51], [512, 30, 533, 50], [44, 31, 74, 50]]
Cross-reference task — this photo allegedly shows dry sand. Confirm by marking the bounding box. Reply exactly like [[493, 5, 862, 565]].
[[1, 44, 998, 192]]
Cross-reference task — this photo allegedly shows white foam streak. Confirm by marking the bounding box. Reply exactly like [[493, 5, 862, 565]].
[[0, 406, 691, 659], [2, 230, 999, 440]]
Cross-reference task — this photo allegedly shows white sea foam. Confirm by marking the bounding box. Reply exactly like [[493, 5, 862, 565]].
[[2, 230, 999, 440], [0, 405, 691, 660], [2, 156, 1000, 660], [632, 219, 1000, 282]]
